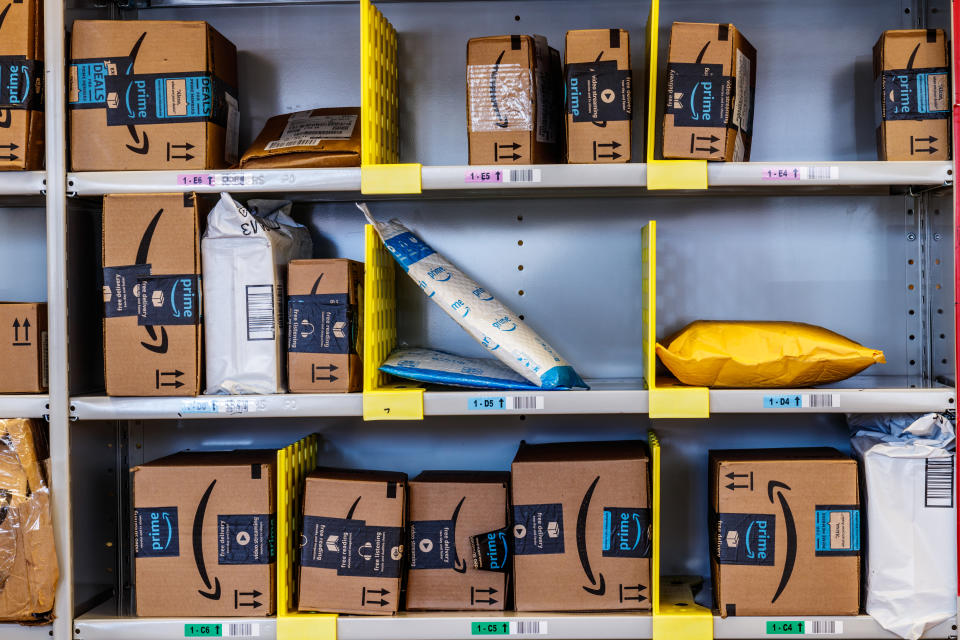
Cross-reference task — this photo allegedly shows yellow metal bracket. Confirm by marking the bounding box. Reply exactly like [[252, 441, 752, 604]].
[[644, 0, 708, 191], [642, 222, 710, 418], [361, 163, 423, 194]]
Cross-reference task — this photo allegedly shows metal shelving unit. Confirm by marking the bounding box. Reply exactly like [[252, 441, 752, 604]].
[[0, 172, 46, 196], [0, 394, 49, 419]]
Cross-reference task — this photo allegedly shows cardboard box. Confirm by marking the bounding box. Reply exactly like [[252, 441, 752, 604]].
[[0, 418, 57, 622], [874, 29, 950, 160], [663, 22, 756, 162], [287, 259, 363, 393], [511, 440, 651, 612], [240, 108, 361, 169], [0, 0, 43, 170], [565, 29, 631, 163], [709, 448, 861, 617], [69, 20, 239, 171], [299, 468, 407, 614], [133, 451, 276, 617], [467, 35, 561, 165], [407, 471, 510, 611], [0, 303, 47, 393], [102, 193, 206, 396]]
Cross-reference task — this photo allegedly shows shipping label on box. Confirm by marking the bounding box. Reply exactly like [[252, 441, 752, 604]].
[[241, 107, 361, 169], [0, 0, 44, 170], [0, 303, 47, 393]]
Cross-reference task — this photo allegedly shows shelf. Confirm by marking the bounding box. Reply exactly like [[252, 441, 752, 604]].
[[0, 394, 48, 419], [68, 378, 955, 420], [71, 610, 959, 640], [66, 162, 951, 197], [0, 624, 54, 639], [0, 172, 45, 196]]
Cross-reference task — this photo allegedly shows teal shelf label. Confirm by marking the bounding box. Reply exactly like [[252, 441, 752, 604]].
[[184, 624, 222, 637], [766, 621, 804, 635], [469, 397, 507, 410], [472, 622, 510, 635], [763, 394, 802, 408]]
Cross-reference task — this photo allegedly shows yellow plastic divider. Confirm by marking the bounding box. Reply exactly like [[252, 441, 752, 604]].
[[276, 435, 338, 640], [644, 0, 708, 190], [362, 224, 425, 420], [648, 431, 661, 610], [359, 0, 422, 194], [642, 221, 710, 418]]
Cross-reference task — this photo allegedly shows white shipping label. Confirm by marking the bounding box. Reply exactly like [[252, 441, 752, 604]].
[[733, 49, 751, 133], [265, 114, 358, 151]]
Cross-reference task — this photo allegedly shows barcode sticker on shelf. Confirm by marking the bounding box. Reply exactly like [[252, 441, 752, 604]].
[[470, 621, 548, 635], [761, 166, 840, 181], [180, 398, 266, 415], [511, 396, 544, 410], [763, 393, 839, 409], [803, 620, 843, 635], [467, 396, 545, 411], [504, 168, 541, 183], [245, 284, 275, 341], [464, 168, 542, 184], [183, 622, 261, 637], [512, 621, 548, 634], [924, 457, 954, 508]]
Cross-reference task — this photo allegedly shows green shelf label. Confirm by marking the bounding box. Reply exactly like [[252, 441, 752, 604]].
[[472, 622, 511, 635], [767, 621, 805, 635], [184, 623, 223, 637]]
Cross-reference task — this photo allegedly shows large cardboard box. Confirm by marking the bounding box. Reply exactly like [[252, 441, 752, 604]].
[[240, 108, 361, 169], [663, 22, 756, 162], [287, 259, 363, 393], [0, 0, 43, 170], [133, 451, 276, 617], [511, 441, 651, 612], [102, 193, 205, 396], [565, 29, 631, 163], [874, 29, 950, 160], [407, 471, 510, 611], [0, 302, 47, 393], [69, 20, 239, 171], [299, 468, 407, 614], [466, 35, 561, 165], [710, 448, 861, 617]]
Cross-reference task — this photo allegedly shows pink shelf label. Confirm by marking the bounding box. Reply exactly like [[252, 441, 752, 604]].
[[465, 169, 504, 183], [761, 166, 839, 181], [177, 174, 215, 186]]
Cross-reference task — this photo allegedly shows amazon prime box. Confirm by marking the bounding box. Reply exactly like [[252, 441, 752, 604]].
[[133, 451, 276, 617], [511, 440, 651, 611], [0, 0, 43, 170], [710, 448, 861, 617]]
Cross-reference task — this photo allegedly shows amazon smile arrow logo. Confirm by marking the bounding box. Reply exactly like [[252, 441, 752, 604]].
[[578, 476, 605, 596], [767, 480, 796, 603]]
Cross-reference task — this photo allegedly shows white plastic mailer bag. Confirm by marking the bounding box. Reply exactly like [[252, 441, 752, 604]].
[[360, 204, 586, 390], [202, 193, 312, 394], [849, 413, 957, 640]]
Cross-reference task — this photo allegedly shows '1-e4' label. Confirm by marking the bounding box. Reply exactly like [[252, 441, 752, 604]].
[[472, 622, 510, 635]]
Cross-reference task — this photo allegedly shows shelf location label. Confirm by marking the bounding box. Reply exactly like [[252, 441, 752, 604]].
[[468, 396, 545, 411], [766, 620, 843, 635], [180, 398, 267, 416], [761, 166, 839, 181], [763, 393, 839, 409], [464, 168, 542, 184], [184, 622, 261, 638], [471, 621, 548, 635]]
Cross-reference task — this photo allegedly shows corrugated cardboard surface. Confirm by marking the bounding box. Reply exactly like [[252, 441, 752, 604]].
[[133, 451, 276, 617], [0, 303, 47, 393], [874, 29, 950, 161], [240, 107, 361, 169], [709, 448, 860, 617], [407, 471, 510, 611], [565, 29, 631, 163], [287, 259, 363, 393], [102, 194, 205, 396], [0, 0, 43, 170], [663, 22, 756, 162], [298, 468, 407, 614], [511, 441, 651, 611], [69, 20, 238, 171], [467, 35, 561, 165], [0, 419, 57, 622]]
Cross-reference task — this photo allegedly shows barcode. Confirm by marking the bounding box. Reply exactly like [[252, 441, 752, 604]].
[[264, 136, 322, 150], [804, 393, 838, 408], [225, 622, 260, 637], [40, 331, 48, 389], [511, 621, 547, 635], [504, 169, 541, 183], [925, 457, 954, 508], [511, 396, 544, 410], [805, 166, 839, 180], [804, 620, 843, 634], [246, 284, 275, 341]]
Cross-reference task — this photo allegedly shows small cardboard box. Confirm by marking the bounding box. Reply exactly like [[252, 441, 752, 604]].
[[0, 303, 47, 393], [0, 0, 43, 170], [511, 440, 651, 612], [69, 20, 239, 171], [565, 29, 631, 163], [874, 29, 950, 160], [467, 35, 561, 165], [407, 471, 510, 611], [133, 451, 276, 617], [710, 448, 861, 617], [240, 107, 361, 169], [102, 193, 206, 396], [286, 259, 363, 393], [299, 468, 407, 614], [663, 22, 756, 162]]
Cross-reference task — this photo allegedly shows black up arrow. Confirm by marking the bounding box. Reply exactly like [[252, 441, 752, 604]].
[[12, 318, 30, 346], [155, 369, 185, 389], [471, 586, 499, 605], [689, 133, 720, 154], [0, 154, 18, 161], [619, 584, 648, 602], [725, 471, 754, 490], [362, 587, 390, 606], [234, 589, 262, 608], [593, 140, 622, 160], [910, 136, 938, 155], [725, 481, 749, 491], [166, 141, 195, 161], [311, 363, 339, 382], [495, 142, 521, 160], [0, 143, 18, 150]]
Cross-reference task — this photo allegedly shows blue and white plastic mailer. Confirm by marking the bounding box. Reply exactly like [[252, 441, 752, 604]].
[[849, 413, 957, 640], [360, 204, 586, 390], [381, 347, 542, 390]]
